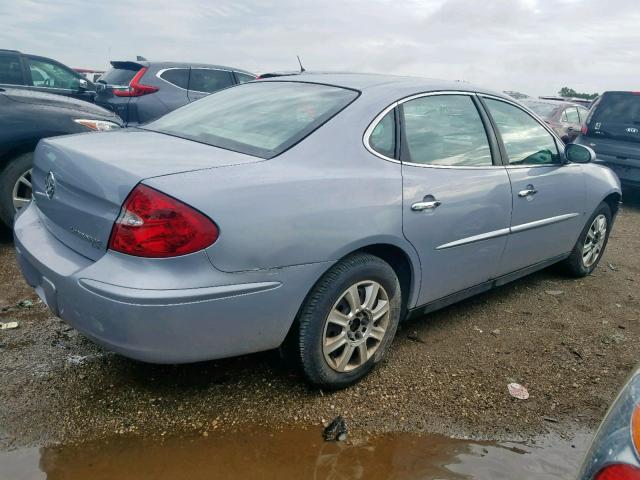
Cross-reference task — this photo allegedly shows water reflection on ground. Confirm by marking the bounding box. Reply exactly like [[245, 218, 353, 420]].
[[0, 427, 590, 480]]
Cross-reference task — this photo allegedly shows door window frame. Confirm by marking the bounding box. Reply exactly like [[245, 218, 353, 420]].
[[364, 91, 502, 169], [477, 94, 568, 168]]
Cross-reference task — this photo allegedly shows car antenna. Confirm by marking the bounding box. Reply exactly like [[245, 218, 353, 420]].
[[297, 55, 306, 73], [136, 55, 148, 61]]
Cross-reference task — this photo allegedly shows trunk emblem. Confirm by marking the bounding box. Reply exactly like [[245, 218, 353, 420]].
[[45, 171, 56, 199], [626, 127, 639, 134]]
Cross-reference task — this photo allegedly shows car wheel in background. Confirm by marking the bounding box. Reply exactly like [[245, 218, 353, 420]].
[[0, 152, 34, 227], [563, 201, 612, 277], [296, 253, 401, 390]]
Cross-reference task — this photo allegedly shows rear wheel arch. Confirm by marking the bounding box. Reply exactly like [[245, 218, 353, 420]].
[[356, 243, 415, 318], [283, 242, 418, 348]]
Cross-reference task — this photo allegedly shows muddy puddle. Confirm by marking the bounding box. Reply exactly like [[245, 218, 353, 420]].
[[0, 427, 590, 480]]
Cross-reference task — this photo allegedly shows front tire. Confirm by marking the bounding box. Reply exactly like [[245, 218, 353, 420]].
[[563, 202, 612, 277], [0, 152, 33, 227], [296, 253, 401, 390]]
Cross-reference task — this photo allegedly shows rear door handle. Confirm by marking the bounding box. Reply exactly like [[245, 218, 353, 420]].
[[518, 186, 538, 198], [411, 200, 442, 211]]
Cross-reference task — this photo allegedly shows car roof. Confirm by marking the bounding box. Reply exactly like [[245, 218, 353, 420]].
[[257, 72, 506, 98], [522, 98, 584, 108], [111, 60, 255, 76]]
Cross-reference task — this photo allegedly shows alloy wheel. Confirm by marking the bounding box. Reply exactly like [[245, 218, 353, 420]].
[[322, 280, 390, 373], [582, 214, 607, 268], [12, 168, 33, 212]]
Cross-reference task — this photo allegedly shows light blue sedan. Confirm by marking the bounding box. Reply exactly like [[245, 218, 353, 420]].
[[14, 73, 621, 389]]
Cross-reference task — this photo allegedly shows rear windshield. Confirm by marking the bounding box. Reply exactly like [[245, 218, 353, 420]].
[[593, 93, 640, 125], [145, 81, 359, 158], [100, 66, 139, 86], [522, 101, 559, 118]]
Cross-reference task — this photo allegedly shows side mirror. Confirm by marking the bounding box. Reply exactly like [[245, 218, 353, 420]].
[[565, 143, 595, 164], [77, 78, 88, 91]]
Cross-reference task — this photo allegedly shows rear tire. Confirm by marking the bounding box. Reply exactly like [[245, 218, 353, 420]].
[[0, 152, 33, 227], [562, 202, 612, 277], [295, 253, 401, 390]]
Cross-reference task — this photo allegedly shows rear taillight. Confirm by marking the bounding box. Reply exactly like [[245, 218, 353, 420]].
[[581, 125, 589, 135], [112, 67, 159, 97], [108, 184, 218, 258], [595, 464, 640, 479], [632, 404, 640, 456]]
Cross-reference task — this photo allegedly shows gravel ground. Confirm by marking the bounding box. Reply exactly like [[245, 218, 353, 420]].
[[1, 196, 639, 449]]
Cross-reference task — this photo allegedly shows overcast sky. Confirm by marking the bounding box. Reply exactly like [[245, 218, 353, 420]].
[[1, 0, 638, 96]]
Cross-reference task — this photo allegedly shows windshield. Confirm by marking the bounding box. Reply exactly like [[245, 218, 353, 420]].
[[145, 81, 359, 158], [522, 101, 559, 118]]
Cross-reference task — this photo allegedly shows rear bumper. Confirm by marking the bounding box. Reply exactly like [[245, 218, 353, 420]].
[[14, 203, 328, 363]]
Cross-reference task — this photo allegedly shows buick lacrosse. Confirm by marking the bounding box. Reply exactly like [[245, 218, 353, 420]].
[[14, 73, 621, 389]]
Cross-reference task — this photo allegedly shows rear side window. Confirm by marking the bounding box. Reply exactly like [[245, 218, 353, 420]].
[[159, 68, 189, 89], [100, 66, 139, 86], [484, 98, 560, 165], [369, 110, 396, 158], [188, 69, 234, 93], [562, 107, 580, 124], [235, 72, 255, 84], [0, 52, 24, 85], [146, 81, 358, 159], [592, 93, 640, 124], [402, 95, 492, 166]]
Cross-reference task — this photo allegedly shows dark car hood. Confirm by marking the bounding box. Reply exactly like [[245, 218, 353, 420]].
[[0, 88, 116, 118]]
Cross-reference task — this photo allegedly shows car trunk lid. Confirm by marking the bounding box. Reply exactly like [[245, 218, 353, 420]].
[[32, 129, 262, 261]]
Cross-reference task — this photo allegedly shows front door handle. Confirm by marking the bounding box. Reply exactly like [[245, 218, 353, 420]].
[[411, 200, 442, 211], [518, 185, 538, 198]]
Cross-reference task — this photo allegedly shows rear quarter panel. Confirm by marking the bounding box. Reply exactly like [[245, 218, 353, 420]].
[[143, 98, 420, 292]]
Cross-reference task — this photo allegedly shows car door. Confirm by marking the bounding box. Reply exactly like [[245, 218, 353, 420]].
[[0, 51, 26, 88], [187, 68, 235, 102], [480, 96, 585, 276], [399, 93, 512, 306], [562, 106, 582, 142], [24, 55, 95, 101]]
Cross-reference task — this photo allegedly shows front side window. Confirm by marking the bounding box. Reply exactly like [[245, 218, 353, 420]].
[[0, 52, 24, 85], [159, 68, 189, 89], [26, 58, 79, 90], [188, 69, 234, 93], [369, 110, 396, 158], [401, 95, 492, 166], [484, 98, 560, 165], [146, 81, 359, 158]]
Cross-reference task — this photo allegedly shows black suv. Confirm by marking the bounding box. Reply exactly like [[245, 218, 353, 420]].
[[576, 91, 640, 189], [0, 49, 95, 102], [0, 87, 121, 227], [94, 60, 255, 126]]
